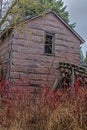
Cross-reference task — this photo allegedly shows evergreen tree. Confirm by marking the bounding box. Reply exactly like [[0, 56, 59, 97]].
[[84, 51, 87, 64], [0, 0, 75, 28], [18, 0, 69, 23], [80, 47, 84, 63]]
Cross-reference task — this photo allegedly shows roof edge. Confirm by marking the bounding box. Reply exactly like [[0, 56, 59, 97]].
[[0, 10, 85, 43], [49, 10, 85, 43], [20, 10, 85, 43]]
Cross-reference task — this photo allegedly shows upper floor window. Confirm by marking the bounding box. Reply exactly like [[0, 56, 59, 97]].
[[44, 33, 55, 55]]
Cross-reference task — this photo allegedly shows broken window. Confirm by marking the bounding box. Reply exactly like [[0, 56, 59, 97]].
[[44, 33, 55, 55]]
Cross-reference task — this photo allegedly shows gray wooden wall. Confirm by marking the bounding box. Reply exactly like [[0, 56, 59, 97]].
[[0, 12, 81, 88]]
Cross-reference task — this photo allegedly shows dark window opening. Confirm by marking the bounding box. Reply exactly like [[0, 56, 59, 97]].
[[44, 33, 54, 55]]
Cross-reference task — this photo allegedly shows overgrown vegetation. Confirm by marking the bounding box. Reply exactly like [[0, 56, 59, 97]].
[[0, 79, 87, 130]]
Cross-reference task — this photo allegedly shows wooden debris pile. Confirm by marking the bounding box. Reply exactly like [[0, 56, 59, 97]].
[[53, 62, 87, 90]]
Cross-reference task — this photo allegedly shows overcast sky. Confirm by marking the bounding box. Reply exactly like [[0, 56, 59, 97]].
[[63, 0, 87, 57]]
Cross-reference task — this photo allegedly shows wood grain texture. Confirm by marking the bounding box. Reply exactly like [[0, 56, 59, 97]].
[[0, 12, 81, 87]]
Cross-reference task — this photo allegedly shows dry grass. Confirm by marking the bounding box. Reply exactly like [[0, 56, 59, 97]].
[[8, 103, 51, 130], [47, 104, 83, 130], [0, 87, 87, 130]]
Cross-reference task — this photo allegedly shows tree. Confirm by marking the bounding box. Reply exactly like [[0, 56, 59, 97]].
[[84, 51, 87, 64], [0, 0, 75, 28], [80, 47, 84, 63], [0, 0, 2, 19], [17, 0, 70, 23]]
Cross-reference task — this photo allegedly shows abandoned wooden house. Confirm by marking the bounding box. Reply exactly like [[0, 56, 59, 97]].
[[0, 10, 86, 89]]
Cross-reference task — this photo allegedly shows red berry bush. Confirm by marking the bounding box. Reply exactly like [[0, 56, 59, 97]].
[[0, 79, 87, 130]]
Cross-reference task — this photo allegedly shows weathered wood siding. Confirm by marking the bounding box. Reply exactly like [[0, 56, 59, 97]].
[[10, 12, 81, 87], [0, 35, 12, 80]]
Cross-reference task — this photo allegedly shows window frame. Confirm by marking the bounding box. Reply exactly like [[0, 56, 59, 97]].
[[44, 32, 55, 56]]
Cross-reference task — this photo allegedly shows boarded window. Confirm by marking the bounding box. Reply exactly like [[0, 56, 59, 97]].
[[44, 33, 55, 55]]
